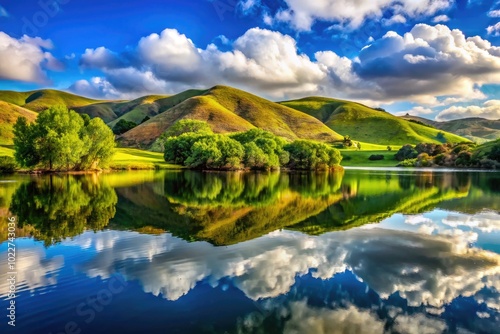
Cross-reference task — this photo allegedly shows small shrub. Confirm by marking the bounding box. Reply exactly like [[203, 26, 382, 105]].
[[0, 156, 17, 173], [369, 155, 384, 161], [416, 153, 433, 167], [395, 145, 418, 161], [434, 153, 446, 166], [397, 158, 417, 167]]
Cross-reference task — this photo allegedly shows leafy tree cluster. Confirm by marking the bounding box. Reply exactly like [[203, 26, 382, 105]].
[[13, 105, 115, 171], [394, 142, 499, 168], [285, 140, 342, 170], [163, 120, 342, 170], [113, 119, 137, 135]]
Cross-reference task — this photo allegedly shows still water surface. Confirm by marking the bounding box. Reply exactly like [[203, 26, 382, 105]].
[[0, 169, 499, 333]]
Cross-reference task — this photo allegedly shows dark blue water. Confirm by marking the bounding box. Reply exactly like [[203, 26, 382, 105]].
[[0, 170, 499, 334]]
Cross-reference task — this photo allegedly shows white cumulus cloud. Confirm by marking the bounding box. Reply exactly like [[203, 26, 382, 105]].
[[436, 100, 500, 121], [0, 32, 60, 83], [269, 0, 452, 30]]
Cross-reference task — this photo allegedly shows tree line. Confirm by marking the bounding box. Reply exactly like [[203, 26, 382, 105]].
[[163, 120, 342, 170]]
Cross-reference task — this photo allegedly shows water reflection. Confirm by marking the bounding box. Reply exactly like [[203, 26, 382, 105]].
[[3, 226, 498, 333], [70, 228, 500, 307], [0, 170, 499, 334], [0, 170, 499, 247], [9, 175, 117, 245]]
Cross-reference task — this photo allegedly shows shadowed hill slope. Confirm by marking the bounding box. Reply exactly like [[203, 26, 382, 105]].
[[118, 86, 343, 148]]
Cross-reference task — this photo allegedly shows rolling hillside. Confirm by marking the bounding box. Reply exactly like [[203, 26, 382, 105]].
[[118, 86, 343, 148], [400, 115, 500, 143], [0, 89, 104, 112], [0, 86, 476, 149], [106, 89, 204, 127], [0, 101, 38, 145], [281, 97, 468, 145]]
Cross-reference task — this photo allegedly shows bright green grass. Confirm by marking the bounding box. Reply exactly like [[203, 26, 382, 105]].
[[340, 150, 398, 167], [0, 147, 180, 170], [111, 148, 182, 170], [355, 142, 402, 151], [0, 146, 14, 157], [281, 97, 469, 145]]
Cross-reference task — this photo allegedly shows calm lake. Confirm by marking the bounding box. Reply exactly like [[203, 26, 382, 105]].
[[0, 169, 499, 334]]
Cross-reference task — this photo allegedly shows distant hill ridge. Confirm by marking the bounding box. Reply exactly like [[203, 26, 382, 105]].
[[0, 85, 472, 148], [400, 114, 500, 144], [280, 96, 468, 145]]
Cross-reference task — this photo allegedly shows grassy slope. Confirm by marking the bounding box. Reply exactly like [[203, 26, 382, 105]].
[[401, 115, 500, 143], [119, 85, 343, 148], [281, 97, 468, 145], [0, 89, 104, 112], [107, 90, 203, 127], [0, 102, 38, 145]]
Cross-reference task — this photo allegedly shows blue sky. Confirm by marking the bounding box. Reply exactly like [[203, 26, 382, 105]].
[[1, 0, 500, 120]]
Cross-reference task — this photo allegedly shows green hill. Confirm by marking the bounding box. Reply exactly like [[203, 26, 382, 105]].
[[118, 86, 343, 148], [106, 89, 204, 127], [0, 89, 104, 112], [281, 97, 468, 145], [0, 101, 38, 145], [400, 115, 500, 143]]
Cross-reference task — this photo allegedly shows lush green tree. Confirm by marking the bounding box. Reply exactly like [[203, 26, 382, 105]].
[[113, 119, 137, 135], [285, 140, 342, 170], [395, 145, 418, 161], [164, 133, 209, 165], [78, 117, 116, 170], [163, 123, 340, 170], [231, 128, 289, 169], [185, 135, 244, 169], [13, 117, 40, 167], [80, 113, 91, 126], [244, 142, 268, 169], [13, 106, 115, 171], [0, 156, 17, 174], [33, 105, 86, 170], [164, 119, 213, 138]]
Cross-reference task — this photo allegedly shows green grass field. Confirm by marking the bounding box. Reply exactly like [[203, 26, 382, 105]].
[[340, 150, 399, 167], [0, 147, 181, 170], [110, 148, 182, 170]]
